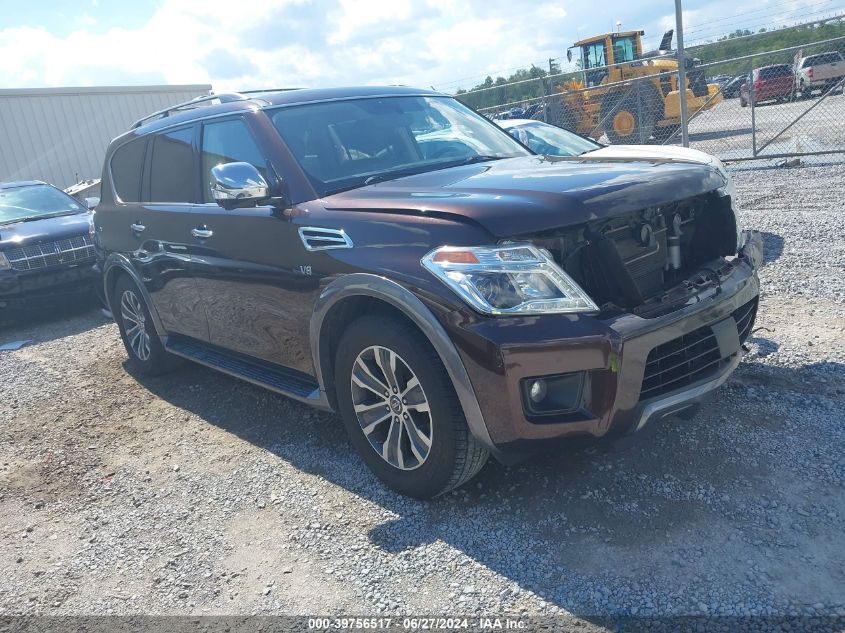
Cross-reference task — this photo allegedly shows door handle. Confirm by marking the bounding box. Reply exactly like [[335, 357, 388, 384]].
[[191, 227, 213, 239], [130, 223, 146, 233]]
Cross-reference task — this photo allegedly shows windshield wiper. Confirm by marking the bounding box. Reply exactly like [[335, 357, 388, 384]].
[[454, 155, 510, 165], [17, 210, 81, 222], [363, 167, 433, 186], [360, 156, 513, 188]]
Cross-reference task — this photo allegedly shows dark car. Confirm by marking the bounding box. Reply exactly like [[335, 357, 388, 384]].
[[95, 87, 761, 498], [710, 74, 733, 88], [1, 181, 98, 314], [740, 64, 794, 106], [722, 75, 747, 99]]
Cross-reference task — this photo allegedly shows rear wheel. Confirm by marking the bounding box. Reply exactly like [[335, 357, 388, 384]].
[[652, 124, 680, 143], [334, 315, 489, 498], [543, 99, 578, 133], [113, 275, 181, 376]]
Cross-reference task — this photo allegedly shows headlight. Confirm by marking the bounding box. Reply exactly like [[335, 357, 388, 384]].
[[0, 252, 11, 271], [422, 244, 598, 315]]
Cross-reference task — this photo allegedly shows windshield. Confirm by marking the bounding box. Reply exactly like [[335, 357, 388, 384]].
[[611, 35, 637, 63], [270, 96, 529, 196], [505, 122, 600, 157], [0, 184, 85, 224], [759, 65, 792, 79]]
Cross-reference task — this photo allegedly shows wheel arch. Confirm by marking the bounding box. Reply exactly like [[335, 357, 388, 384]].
[[102, 254, 166, 336], [310, 274, 496, 454]]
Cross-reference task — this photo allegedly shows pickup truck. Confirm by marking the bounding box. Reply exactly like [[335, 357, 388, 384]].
[[795, 51, 845, 97]]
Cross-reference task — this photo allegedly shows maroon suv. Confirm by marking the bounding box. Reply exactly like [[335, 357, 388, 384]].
[[740, 64, 795, 106], [95, 87, 762, 498]]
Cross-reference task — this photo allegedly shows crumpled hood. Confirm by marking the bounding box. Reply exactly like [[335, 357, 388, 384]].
[[0, 212, 92, 249], [324, 155, 726, 238]]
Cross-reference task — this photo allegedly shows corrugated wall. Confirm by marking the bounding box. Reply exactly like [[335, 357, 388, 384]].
[[0, 85, 212, 189]]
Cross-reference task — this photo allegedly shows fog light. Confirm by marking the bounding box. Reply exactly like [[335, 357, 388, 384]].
[[521, 371, 586, 416], [529, 379, 548, 403]]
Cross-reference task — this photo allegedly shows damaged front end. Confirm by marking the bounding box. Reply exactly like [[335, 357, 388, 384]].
[[524, 188, 754, 319]]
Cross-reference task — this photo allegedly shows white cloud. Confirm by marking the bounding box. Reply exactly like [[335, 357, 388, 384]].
[[0, 0, 838, 93]]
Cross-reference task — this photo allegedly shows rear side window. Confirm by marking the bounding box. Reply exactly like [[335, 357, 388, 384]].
[[200, 119, 268, 203], [110, 138, 146, 203], [804, 52, 842, 66], [149, 127, 195, 203], [759, 65, 792, 79]]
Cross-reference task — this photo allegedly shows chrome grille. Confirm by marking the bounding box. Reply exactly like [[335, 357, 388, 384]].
[[4, 235, 95, 271]]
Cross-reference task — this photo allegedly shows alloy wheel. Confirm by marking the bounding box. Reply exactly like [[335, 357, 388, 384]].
[[349, 345, 433, 471], [120, 289, 151, 362]]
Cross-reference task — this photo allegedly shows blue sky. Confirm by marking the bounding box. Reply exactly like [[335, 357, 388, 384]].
[[2, 0, 155, 36], [0, 0, 840, 92]]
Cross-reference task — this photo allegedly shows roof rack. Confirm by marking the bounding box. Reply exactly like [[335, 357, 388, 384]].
[[237, 87, 303, 95], [131, 92, 249, 129], [130, 88, 305, 130]]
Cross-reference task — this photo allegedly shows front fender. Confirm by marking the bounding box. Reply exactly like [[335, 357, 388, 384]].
[[310, 273, 497, 454]]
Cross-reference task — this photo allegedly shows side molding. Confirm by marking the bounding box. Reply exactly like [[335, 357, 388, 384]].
[[310, 274, 497, 454]]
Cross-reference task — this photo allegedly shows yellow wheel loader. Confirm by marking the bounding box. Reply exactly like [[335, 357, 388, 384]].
[[543, 30, 722, 143]]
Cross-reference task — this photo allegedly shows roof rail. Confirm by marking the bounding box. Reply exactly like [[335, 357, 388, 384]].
[[131, 93, 249, 129], [237, 87, 303, 95]]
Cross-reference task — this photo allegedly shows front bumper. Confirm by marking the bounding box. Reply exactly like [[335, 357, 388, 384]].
[[443, 231, 763, 455], [0, 261, 99, 310]]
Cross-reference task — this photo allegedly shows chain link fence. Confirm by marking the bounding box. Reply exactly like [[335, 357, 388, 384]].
[[455, 33, 845, 164]]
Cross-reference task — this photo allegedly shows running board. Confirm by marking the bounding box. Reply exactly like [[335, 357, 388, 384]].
[[165, 337, 326, 406]]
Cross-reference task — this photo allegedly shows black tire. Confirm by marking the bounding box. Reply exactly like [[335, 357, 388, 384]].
[[334, 315, 489, 498], [542, 98, 578, 133], [112, 275, 181, 376], [652, 124, 680, 143], [602, 85, 658, 144]]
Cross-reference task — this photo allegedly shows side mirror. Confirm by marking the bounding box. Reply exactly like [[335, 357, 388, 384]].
[[84, 197, 100, 210], [210, 162, 270, 210], [567, 49, 573, 63]]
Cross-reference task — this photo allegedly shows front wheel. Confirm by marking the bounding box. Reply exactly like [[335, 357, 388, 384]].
[[602, 89, 657, 144], [334, 315, 489, 498]]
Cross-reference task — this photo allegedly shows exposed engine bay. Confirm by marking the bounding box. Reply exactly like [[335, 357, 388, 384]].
[[527, 191, 740, 317]]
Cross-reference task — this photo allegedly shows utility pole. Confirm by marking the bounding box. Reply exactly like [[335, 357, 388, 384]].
[[675, 0, 690, 147]]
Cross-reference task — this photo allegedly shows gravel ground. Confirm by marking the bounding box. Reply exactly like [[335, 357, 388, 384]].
[[1, 164, 843, 625]]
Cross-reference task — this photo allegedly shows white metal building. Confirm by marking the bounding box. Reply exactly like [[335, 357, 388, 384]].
[[0, 84, 212, 190]]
